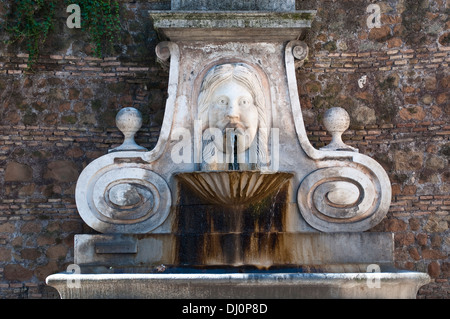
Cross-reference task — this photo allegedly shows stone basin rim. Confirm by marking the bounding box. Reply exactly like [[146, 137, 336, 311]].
[[46, 271, 430, 299], [47, 271, 430, 282]]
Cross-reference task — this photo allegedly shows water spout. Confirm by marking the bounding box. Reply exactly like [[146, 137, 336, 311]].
[[226, 130, 240, 171]]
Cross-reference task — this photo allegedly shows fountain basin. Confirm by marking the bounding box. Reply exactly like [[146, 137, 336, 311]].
[[46, 270, 430, 299], [175, 171, 293, 206]]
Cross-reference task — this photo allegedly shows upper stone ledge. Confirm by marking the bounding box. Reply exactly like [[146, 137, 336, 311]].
[[150, 11, 317, 42], [171, 0, 296, 12]]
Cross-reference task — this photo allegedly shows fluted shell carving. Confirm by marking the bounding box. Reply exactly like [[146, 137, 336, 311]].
[[76, 164, 171, 234], [297, 161, 391, 232], [176, 171, 293, 206]]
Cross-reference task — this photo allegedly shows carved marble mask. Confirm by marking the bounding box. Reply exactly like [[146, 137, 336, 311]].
[[198, 63, 269, 169], [208, 79, 259, 153]]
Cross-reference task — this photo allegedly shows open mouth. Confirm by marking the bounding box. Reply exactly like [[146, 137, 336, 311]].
[[223, 123, 246, 135]]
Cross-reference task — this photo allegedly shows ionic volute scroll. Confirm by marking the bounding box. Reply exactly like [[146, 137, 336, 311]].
[[291, 40, 309, 68]]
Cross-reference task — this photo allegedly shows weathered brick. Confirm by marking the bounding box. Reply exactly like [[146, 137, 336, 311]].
[[4, 264, 33, 281], [4, 162, 33, 182]]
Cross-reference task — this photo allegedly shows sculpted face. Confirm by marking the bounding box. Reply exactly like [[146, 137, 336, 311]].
[[208, 80, 259, 153], [198, 63, 269, 170]]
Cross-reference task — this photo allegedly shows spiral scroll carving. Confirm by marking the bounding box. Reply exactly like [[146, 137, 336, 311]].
[[290, 41, 308, 61], [76, 163, 171, 234], [297, 164, 390, 232]]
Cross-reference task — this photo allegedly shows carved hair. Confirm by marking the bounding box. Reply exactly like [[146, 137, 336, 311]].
[[197, 63, 269, 169]]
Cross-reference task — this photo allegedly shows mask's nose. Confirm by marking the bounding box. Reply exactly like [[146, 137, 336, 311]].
[[226, 100, 240, 121]]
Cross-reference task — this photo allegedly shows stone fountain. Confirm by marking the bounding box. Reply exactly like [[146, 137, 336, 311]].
[[46, 0, 430, 298]]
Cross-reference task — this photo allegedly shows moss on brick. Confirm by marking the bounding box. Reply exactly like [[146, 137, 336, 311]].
[[61, 115, 77, 125], [23, 110, 38, 126], [91, 99, 103, 111]]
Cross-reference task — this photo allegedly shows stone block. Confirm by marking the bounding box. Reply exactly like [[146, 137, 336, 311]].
[[0, 222, 15, 233], [353, 105, 377, 125], [368, 25, 392, 42], [46, 245, 69, 260], [150, 11, 316, 42], [20, 221, 42, 233], [43, 161, 79, 183], [4, 162, 33, 182], [394, 150, 423, 171], [74, 232, 395, 270], [425, 155, 447, 170], [20, 248, 41, 261], [4, 264, 33, 281], [399, 106, 426, 121], [427, 261, 441, 278], [424, 215, 449, 233], [0, 247, 11, 262]]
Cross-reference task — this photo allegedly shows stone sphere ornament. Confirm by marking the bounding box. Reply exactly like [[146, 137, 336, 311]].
[[320, 107, 358, 152], [110, 107, 147, 152]]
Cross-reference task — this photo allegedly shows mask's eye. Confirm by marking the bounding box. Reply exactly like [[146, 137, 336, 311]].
[[216, 96, 228, 106], [239, 97, 252, 107]]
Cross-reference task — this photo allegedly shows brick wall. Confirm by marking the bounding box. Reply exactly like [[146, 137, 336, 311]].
[[297, 0, 449, 298], [0, 0, 449, 298]]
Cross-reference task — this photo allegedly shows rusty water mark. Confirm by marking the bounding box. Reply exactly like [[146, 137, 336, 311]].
[[173, 182, 290, 267]]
